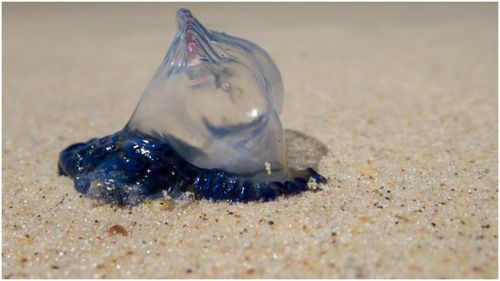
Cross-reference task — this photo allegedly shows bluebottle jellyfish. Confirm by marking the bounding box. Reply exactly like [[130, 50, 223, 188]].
[[58, 8, 326, 205]]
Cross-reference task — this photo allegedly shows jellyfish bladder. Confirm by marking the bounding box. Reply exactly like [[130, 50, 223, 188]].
[[126, 8, 287, 181], [58, 8, 326, 205]]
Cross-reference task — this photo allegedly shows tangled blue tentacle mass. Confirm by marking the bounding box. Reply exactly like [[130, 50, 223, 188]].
[[58, 131, 326, 205]]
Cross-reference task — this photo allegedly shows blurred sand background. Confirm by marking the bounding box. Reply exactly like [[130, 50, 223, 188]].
[[3, 3, 497, 278]]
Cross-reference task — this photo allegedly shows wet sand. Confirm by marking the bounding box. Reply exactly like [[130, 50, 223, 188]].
[[3, 3, 497, 278]]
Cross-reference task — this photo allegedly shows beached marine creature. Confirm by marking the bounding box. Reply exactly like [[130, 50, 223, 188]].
[[58, 8, 326, 205]]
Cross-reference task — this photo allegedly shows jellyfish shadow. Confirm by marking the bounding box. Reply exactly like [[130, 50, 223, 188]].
[[284, 129, 328, 171]]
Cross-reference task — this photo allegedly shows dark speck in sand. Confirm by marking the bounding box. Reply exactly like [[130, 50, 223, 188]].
[[108, 224, 129, 236]]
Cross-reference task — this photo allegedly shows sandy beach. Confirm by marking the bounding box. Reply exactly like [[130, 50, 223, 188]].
[[3, 3, 497, 278]]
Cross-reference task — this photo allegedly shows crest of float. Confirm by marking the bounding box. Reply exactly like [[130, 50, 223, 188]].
[[126, 8, 287, 181]]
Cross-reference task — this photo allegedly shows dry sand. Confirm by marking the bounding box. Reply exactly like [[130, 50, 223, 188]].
[[2, 3, 498, 278]]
